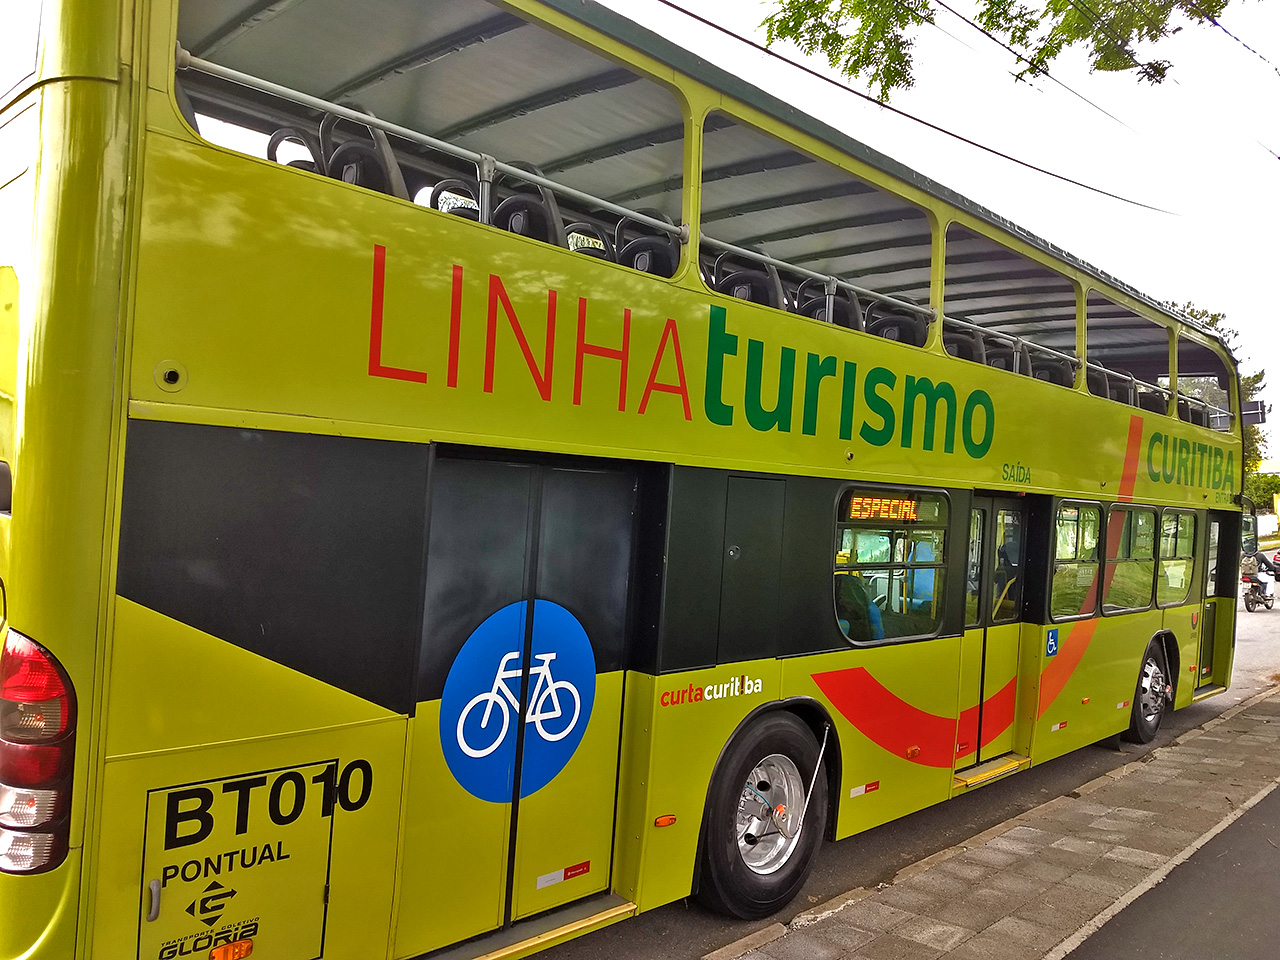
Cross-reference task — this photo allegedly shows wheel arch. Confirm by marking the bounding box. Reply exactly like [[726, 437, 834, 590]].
[[690, 697, 843, 896]]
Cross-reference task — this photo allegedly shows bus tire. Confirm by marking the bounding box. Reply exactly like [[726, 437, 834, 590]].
[[1123, 640, 1170, 744], [696, 712, 827, 919]]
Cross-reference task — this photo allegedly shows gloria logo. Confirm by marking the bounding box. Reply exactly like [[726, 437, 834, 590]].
[[440, 600, 596, 803]]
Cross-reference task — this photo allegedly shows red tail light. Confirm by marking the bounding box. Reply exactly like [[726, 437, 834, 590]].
[[0, 630, 75, 874]]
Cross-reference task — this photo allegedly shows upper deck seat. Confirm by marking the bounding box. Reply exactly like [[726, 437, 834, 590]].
[[985, 338, 1032, 376], [943, 326, 986, 363], [1086, 365, 1109, 398], [1032, 356, 1075, 387], [865, 302, 927, 347], [1137, 389, 1167, 415]]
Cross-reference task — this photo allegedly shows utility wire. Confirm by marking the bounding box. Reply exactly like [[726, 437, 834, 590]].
[[931, 0, 1135, 129], [649, 0, 1175, 213], [1182, 0, 1280, 80]]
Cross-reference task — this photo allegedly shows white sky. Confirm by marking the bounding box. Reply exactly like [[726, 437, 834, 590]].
[[598, 0, 1279, 456]]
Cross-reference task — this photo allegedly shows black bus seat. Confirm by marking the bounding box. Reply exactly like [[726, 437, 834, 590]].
[[430, 179, 481, 221], [1086, 365, 1109, 398], [565, 222, 615, 261], [865, 301, 927, 346], [943, 325, 986, 363], [1032, 356, 1075, 387], [985, 338, 1032, 375]]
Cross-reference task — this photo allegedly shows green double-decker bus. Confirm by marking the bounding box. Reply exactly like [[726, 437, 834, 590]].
[[0, 1, 1246, 958]]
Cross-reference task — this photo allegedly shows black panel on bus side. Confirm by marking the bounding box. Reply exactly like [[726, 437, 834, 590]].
[[117, 420, 428, 715], [535, 464, 636, 675], [1020, 494, 1055, 623], [417, 457, 534, 704], [776, 475, 850, 658], [717, 476, 785, 664], [655, 467, 726, 672]]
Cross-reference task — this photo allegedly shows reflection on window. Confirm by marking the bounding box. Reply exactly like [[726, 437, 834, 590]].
[[965, 509, 984, 627], [1157, 512, 1196, 606], [992, 509, 1023, 623], [834, 490, 947, 643], [1103, 507, 1156, 612], [1051, 502, 1101, 619]]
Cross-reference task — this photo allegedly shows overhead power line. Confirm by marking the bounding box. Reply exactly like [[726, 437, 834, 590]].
[[648, 0, 1175, 213], [929, 0, 1135, 129], [1181, 0, 1280, 81]]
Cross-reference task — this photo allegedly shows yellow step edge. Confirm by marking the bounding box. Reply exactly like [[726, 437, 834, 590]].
[[473, 902, 637, 960], [952, 754, 1029, 791], [1191, 683, 1227, 703]]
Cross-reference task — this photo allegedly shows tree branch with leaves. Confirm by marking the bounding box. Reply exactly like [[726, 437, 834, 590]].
[[762, 0, 1231, 100]]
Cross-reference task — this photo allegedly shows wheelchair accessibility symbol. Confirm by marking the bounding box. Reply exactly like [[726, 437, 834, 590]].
[[1046, 628, 1059, 658], [440, 600, 596, 803]]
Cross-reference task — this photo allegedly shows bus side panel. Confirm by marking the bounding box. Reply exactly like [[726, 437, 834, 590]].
[[1033, 612, 1162, 761], [1163, 602, 1199, 708], [91, 717, 405, 960], [783, 640, 961, 842], [633, 660, 781, 912], [612, 671, 657, 905]]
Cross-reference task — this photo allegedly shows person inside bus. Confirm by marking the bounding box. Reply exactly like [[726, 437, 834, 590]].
[[836, 573, 885, 643]]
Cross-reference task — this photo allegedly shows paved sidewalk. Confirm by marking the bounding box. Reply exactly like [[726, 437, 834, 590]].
[[709, 688, 1280, 960]]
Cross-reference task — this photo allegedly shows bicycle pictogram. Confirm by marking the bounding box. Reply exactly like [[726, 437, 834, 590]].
[[440, 600, 596, 802], [456, 651, 582, 758]]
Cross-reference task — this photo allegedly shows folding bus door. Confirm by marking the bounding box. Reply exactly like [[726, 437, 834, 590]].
[[393, 454, 635, 957]]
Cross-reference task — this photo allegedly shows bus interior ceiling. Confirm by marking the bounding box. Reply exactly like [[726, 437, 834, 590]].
[[174, 0, 1233, 432]]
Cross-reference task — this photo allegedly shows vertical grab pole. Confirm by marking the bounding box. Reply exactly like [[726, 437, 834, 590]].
[[478, 154, 497, 226]]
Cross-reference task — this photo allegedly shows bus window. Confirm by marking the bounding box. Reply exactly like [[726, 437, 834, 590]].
[[1175, 333, 1234, 431], [1157, 511, 1197, 606], [699, 112, 932, 331], [175, 0, 686, 273], [1051, 502, 1100, 619], [1103, 507, 1157, 612], [1086, 292, 1172, 412], [943, 224, 1078, 381], [833, 490, 947, 642], [965, 508, 984, 626], [992, 509, 1022, 622]]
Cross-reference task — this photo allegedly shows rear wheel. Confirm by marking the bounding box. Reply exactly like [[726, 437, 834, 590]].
[[696, 713, 827, 919], [1245, 593, 1256, 612], [1124, 640, 1170, 743]]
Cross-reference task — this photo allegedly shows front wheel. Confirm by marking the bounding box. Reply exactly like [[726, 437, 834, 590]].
[[1123, 640, 1170, 743], [696, 713, 827, 919]]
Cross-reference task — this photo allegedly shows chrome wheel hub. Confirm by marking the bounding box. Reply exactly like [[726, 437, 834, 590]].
[[1138, 656, 1167, 723], [735, 753, 804, 875]]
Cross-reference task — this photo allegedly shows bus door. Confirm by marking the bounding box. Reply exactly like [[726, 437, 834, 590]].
[[958, 498, 1025, 766], [393, 454, 636, 956], [1197, 512, 1233, 687]]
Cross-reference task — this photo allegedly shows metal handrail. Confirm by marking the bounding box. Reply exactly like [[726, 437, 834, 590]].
[[941, 314, 1080, 370], [177, 48, 690, 245], [700, 233, 934, 321]]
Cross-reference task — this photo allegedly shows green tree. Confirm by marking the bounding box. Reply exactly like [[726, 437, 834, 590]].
[[762, 0, 1232, 101]]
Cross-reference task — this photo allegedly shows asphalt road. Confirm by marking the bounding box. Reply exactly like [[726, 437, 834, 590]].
[[544, 599, 1280, 960]]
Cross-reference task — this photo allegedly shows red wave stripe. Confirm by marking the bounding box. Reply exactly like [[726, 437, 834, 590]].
[[980, 677, 1017, 746], [813, 667, 956, 768], [1038, 415, 1144, 718]]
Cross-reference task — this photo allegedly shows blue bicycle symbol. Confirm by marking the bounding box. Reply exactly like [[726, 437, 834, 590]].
[[441, 600, 596, 802]]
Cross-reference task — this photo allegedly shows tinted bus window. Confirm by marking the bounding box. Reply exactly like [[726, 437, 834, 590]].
[[834, 490, 947, 643], [1052, 502, 1100, 619], [1103, 507, 1157, 612], [1158, 511, 1197, 606]]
